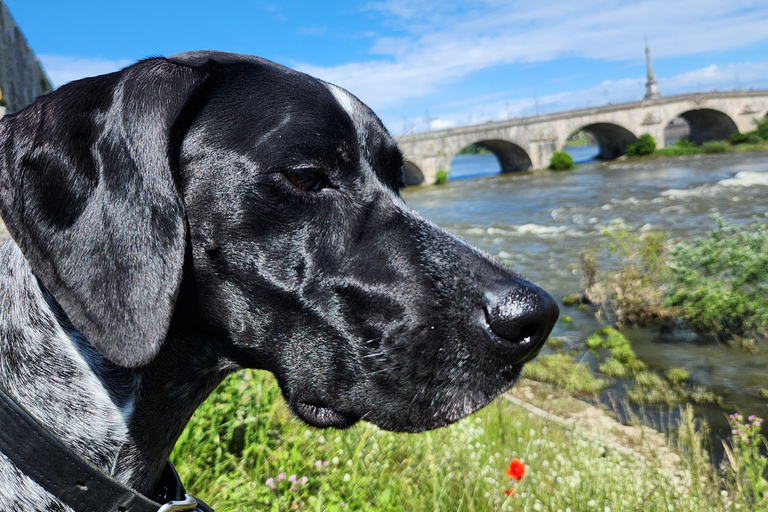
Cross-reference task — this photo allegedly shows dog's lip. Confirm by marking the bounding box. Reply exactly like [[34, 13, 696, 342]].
[[293, 401, 361, 429]]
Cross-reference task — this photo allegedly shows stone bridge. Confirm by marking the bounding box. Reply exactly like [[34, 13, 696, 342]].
[[397, 90, 768, 186]]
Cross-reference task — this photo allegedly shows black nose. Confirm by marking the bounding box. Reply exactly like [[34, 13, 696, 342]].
[[484, 281, 559, 363]]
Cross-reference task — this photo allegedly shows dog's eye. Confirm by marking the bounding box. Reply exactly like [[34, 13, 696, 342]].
[[285, 168, 324, 191]]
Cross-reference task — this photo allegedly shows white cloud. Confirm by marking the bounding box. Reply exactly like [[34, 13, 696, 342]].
[[393, 60, 768, 134], [296, 1, 768, 111], [39, 55, 136, 88]]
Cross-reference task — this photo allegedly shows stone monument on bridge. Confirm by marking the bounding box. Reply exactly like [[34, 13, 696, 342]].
[[644, 45, 662, 101]]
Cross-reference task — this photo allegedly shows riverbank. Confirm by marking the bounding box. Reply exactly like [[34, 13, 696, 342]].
[[171, 369, 765, 511]]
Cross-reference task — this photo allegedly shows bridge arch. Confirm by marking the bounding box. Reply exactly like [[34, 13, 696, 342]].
[[572, 123, 637, 160], [402, 161, 425, 186], [666, 108, 737, 145], [452, 139, 533, 174]]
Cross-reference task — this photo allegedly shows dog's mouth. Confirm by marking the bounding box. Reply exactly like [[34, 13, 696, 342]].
[[292, 400, 361, 429]]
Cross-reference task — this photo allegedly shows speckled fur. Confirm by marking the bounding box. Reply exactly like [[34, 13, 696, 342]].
[[0, 239, 227, 511]]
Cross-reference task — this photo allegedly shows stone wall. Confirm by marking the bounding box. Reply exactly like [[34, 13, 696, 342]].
[[0, 0, 52, 113]]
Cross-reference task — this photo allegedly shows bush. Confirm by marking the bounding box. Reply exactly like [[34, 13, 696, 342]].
[[666, 217, 768, 342], [754, 117, 768, 140], [700, 140, 729, 153], [625, 133, 656, 156], [729, 131, 748, 144], [675, 137, 697, 148], [549, 150, 575, 170], [731, 130, 764, 145], [434, 167, 449, 185], [581, 222, 673, 326]]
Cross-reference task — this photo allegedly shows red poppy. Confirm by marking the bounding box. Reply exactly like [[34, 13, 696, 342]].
[[506, 458, 525, 482], [504, 488, 517, 497]]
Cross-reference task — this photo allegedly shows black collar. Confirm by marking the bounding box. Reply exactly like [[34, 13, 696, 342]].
[[0, 384, 213, 512]]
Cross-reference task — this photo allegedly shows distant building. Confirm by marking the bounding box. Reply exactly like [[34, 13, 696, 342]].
[[0, 0, 52, 113]]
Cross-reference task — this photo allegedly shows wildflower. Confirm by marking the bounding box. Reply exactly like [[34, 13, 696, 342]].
[[343, 473, 351, 482], [301, 476, 309, 485], [504, 488, 516, 497], [265, 477, 275, 489], [288, 474, 297, 483], [278, 473, 286, 481], [506, 459, 525, 482], [315, 460, 322, 468]]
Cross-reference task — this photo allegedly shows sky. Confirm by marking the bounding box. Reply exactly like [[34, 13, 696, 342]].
[[5, 0, 768, 135]]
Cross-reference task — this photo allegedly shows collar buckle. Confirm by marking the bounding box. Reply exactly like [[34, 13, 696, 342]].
[[156, 494, 200, 512]]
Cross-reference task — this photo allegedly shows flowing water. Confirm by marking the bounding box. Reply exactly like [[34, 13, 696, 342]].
[[402, 147, 768, 442]]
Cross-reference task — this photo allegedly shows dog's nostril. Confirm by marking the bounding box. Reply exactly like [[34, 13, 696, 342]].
[[484, 283, 559, 363]]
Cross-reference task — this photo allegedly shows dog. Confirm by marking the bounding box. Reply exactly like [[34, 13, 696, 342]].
[[0, 51, 558, 511]]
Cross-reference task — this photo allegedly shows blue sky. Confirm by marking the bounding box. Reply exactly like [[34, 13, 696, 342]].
[[6, 0, 768, 134]]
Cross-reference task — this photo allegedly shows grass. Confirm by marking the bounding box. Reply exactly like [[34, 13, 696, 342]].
[[172, 369, 757, 512], [521, 352, 609, 396]]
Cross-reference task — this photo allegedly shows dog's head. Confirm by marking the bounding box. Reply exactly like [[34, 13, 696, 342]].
[[0, 51, 557, 433]]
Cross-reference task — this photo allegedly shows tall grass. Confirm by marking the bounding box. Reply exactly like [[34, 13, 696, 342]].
[[171, 370, 746, 511]]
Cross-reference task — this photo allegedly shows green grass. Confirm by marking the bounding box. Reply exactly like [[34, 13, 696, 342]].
[[172, 369, 746, 511], [522, 353, 609, 396]]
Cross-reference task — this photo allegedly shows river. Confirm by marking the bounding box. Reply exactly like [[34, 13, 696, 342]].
[[402, 147, 768, 442]]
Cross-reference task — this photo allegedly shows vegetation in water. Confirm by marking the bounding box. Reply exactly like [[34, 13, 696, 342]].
[[548, 150, 575, 171], [434, 167, 449, 185], [580, 220, 673, 327], [574, 216, 768, 350], [522, 352, 609, 396], [666, 216, 768, 344]]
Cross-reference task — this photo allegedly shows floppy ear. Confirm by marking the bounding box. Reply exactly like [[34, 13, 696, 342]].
[[0, 58, 212, 367]]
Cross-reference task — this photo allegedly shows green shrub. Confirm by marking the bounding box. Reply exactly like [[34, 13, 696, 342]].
[[754, 117, 768, 140], [675, 137, 697, 148], [731, 130, 764, 145], [700, 140, 729, 153], [729, 131, 748, 144], [549, 150, 575, 170], [625, 133, 656, 156], [434, 168, 449, 185], [666, 217, 768, 342], [581, 222, 673, 326]]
